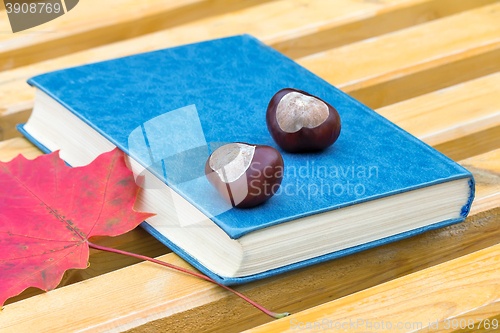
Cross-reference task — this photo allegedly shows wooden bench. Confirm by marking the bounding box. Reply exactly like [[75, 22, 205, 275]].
[[1, 0, 500, 331]]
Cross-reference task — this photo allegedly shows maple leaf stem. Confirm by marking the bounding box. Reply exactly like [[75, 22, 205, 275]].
[[87, 241, 290, 319]]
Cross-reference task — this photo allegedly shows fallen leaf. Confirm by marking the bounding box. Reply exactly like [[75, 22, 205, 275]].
[[0, 148, 154, 306]]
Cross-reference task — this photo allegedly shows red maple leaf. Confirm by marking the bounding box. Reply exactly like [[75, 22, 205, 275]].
[[0, 148, 154, 306]]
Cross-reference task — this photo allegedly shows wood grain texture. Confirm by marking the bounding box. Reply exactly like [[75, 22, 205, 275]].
[[414, 301, 500, 332], [378, 71, 500, 160], [433, 123, 500, 161], [0, 254, 219, 333], [0, 136, 42, 161], [298, 2, 500, 109], [0, 0, 425, 83], [0, 109, 30, 140], [347, 40, 500, 110], [246, 242, 500, 333], [460, 149, 500, 215], [126, 210, 500, 333], [273, 0, 498, 59], [1, 145, 499, 332], [4, 227, 170, 306], [0, 0, 272, 71], [378, 72, 500, 148], [0, 0, 495, 139]]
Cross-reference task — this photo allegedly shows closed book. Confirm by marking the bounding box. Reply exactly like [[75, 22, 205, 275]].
[[18, 34, 474, 285]]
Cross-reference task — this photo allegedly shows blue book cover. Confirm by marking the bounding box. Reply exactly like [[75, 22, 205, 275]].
[[19, 34, 474, 285]]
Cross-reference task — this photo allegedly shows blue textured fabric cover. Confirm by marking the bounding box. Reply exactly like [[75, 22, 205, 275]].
[[23, 34, 474, 284]]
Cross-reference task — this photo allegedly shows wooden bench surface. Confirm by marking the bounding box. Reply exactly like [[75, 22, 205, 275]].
[[1, 1, 500, 331]]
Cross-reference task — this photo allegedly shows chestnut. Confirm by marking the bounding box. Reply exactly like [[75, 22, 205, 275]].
[[266, 88, 341, 152], [205, 143, 284, 208]]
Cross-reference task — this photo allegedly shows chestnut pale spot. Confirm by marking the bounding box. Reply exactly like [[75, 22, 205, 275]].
[[209, 143, 255, 183], [206, 144, 284, 208], [276, 92, 329, 133]]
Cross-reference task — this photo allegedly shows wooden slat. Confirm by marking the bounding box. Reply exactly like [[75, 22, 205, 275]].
[[298, 2, 500, 109], [1, 0, 490, 69], [0, 0, 496, 140], [5, 227, 170, 306], [433, 124, 500, 164], [0, 109, 31, 140], [460, 150, 500, 216], [0, 135, 42, 161], [1, 142, 499, 331], [0, 141, 170, 306], [273, 0, 498, 59], [0, 0, 435, 72], [0, 254, 216, 332], [245, 242, 500, 333], [414, 302, 500, 332], [378, 71, 500, 160], [0, 0, 272, 71]]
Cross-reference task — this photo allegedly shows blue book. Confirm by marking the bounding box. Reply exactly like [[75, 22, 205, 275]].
[[19, 34, 474, 285]]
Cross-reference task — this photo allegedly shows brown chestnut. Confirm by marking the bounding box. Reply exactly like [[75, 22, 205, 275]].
[[266, 88, 341, 153], [205, 143, 284, 208]]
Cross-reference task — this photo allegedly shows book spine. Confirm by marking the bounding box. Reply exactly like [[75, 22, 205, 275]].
[[461, 177, 475, 217]]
